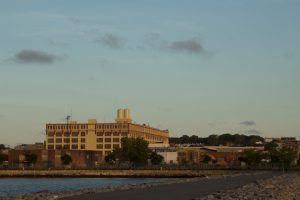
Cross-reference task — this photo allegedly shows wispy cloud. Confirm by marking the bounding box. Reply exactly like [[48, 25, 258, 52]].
[[95, 33, 125, 49], [168, 39, 204, 54], [240, 120, 256, 126], [69, 17, 80, 24], [13, 49, 63, 64], [143, 33, 207, 55]]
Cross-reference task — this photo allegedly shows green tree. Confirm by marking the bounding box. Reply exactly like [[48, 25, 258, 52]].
[[270, 148, 297, 168], [0, 154, 5, 165], [150, 152, 164, 165], [207, 135, 219, 145], [241, 149, 263, 166], [0, 144, 6, 149], [105, 138, 149, 166], [264, 142, 278, 151], [61, 154, 72, 166], [25, 153, 37, 168]]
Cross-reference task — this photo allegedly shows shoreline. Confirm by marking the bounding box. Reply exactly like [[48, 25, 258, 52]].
[[0, 171, 274, 200], [0, 169, 235, 178]]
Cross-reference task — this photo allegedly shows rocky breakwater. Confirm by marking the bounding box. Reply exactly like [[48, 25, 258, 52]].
[[198, 173, 300, 200]]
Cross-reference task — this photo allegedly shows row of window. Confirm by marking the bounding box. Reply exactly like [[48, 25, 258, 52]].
[[47, 144, 85, 150], [47, 124, 88, 130], [96, 124, 128, 129], [47, 144, 119, 150], [96, 138, 120, 143], [48, 138, 121, 143], [96, 132, 127, 137], [96, 144, 119, 149], [47, 132, 86, 137], [47, 132, 128, 137], [48, 138, 86, 143], [47, 124, 129, 130]]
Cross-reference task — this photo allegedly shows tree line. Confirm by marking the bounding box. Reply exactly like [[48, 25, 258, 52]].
[[169, 134, 264, 146]]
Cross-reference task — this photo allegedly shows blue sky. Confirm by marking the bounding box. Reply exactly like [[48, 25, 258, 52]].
[[0, 0, 300, 146]]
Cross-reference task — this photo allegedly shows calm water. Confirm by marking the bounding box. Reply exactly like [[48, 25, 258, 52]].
[[0, 178, 167, 196]]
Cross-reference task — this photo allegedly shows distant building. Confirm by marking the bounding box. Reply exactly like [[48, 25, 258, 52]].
[[45, 109, 169, 156], [14, 143, 44, 150], [8, 149, 103, 169], [148, 143, 178, 164]]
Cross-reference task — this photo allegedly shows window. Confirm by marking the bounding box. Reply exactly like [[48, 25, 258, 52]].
[[97, 132, 103, 136], [113, 138, 120, 143], [80, 144, 85, 149], [105, 138, 111, 142], [71, 144, 78, 149], [63, 145, 70, 149], [64, 138, 70, 143], [121, 132, 128, 137], [96, 144, 103, 149], [48, 132, 54, 137], [64, 132, 70, 137], [105, 151, 111, 155], [105, 144, 111, 149], [56, 145, 62, 149], [48, 145, 54, 149], [56, 132, 62, 137], [56, 138, 62, 143], [105, 132, 111, 136], [81, 132, 85, 136], [72, 138, 78, 143], [113, 132, 119, 136], [97, 138, 103, 143], [81, 138, 86, 143], [72, 132, 79, 136], [123, 124, 128, 128], [48, 139, 54, 143], [113, 144, 120, 149]]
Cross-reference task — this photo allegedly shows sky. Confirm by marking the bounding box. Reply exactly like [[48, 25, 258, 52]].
[[0, 0, 300, 146]]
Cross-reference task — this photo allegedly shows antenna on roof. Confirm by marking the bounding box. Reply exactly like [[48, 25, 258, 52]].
[[66, 115, 71, 124]]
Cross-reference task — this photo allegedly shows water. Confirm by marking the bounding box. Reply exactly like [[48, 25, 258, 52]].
[[0, 178, 167, 196]]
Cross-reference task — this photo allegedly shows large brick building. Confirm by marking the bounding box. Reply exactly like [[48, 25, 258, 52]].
[[45, 109, 169, 156]]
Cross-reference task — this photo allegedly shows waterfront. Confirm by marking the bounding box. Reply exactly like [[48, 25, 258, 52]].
[[0, 177, 166, 197]]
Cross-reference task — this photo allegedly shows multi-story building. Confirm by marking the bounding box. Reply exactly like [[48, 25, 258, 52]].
[[45, 109, 169, 156]]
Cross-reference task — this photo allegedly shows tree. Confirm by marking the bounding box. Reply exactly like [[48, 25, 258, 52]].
[[150, 152, 164, 165], [25, 153, 37, 168], [270, 148, 297, 168], [61, 154, 72, 166], [241, 149, 263, 166], [264, 142, 278, 151], [105, 138, 149, 166], [0, 144, 6, 149], [201, 154, 212, 163], [0, 154, 5, 165]]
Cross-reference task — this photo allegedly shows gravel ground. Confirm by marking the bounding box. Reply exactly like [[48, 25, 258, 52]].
[[198, 173, 300, 200]]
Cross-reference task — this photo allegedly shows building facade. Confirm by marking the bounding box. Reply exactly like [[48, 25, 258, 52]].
[[45, 109, 169, 156]]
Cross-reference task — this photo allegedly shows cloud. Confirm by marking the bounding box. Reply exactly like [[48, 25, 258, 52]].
[[168, 39, 204, 54], [13, 49, 63, 64], [142, 33, 207, 55], [69, 17, 80, 24], [95, 33, 125, 49], [245, 129, 263, 135], [240, 121, 256, 126]]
